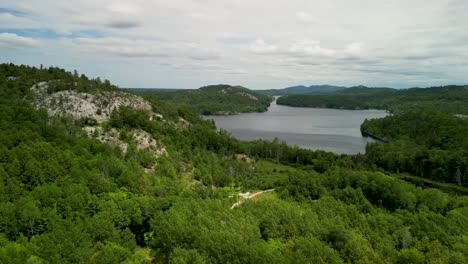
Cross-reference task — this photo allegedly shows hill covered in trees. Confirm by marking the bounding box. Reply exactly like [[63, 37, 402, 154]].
[[0, 63, 467, 263], [256, 85, 346, 96], [128, 85, 272, 115], [277, 86, 468, 114], [361, 112, 468, 186]]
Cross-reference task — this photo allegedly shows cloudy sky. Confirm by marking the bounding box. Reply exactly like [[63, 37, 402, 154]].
[[1, 0, 467, 89]]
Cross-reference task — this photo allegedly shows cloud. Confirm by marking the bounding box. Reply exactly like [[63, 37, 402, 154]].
[[73, 13, 142, 30], [2, 0, 468, 89], [72, 37, 168, 58], [0, 7, 28, 17], [249, 38, 278, 54], [105, 19, 141, 29], [295, 12, 312, 23], [104, 3, 142, 29], [344, 42, 364, 57], [7, 3, 36, 15], [71, 37, 220, 60], [222, 68, 248, 75], [0, 13, 37, 29], [189, 53, 219, 61], [217, 33, 253, 44], [249, 39, 365, 59], [0, 33, 39, 48], [0, 28, 60, 39], [288, 41, 337, 57]]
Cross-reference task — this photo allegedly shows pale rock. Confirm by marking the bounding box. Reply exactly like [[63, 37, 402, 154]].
[[30, 82, 153, 122]]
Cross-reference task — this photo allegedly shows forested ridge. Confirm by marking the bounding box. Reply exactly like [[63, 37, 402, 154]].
[[277, 86, 468, 114], [0, 63, 467, 263], [127, 85, 272, 115], [255, 85, 346, 96], [361, 112, 468, 186]]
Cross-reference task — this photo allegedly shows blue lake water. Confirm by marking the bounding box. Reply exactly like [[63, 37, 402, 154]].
[[204, 100, 388, 154]]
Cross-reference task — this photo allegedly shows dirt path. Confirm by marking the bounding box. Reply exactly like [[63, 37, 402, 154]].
[[230, 189, 274, 209]]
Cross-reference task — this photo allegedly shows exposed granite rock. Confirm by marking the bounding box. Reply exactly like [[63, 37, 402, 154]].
[[30, 81, 168, 170], [83, 126, 167, 158], [30, 81, 153, 122], [237, 92, 258, 101]]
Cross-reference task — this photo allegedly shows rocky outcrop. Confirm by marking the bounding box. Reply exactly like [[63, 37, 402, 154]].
[[237, 92, 258, 101], [83, 126, 166, 156], [30, 81, 168, 171], [30, 82, 152, 122]]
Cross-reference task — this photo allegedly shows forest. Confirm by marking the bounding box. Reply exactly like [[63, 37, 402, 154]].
[[127, 85, 272, 115], [277, 86, 468, 114], [255, 85, 346, 96], [0, 63, 467, 263], [361, 112, 468, 187]]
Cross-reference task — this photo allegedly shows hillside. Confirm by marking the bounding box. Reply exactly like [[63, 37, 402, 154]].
[[0, 63, 467, 263], [361, 111, 468, 185], [277, 85, 468, 114], [257, 84, 346, 96], [128, 84, 272, 115]]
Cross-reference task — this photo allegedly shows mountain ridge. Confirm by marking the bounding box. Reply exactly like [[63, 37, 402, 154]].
[[128, 84, 272, 115], [256, 84, 347, 96]]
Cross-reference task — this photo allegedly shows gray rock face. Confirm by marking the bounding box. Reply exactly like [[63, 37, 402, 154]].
[[82, 126, 167, 157], [30, 81, 168, 170], [237, 92, 258, 101], [30, 82, 152, 122]]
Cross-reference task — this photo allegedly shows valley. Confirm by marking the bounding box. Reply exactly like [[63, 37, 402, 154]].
[[205, 99, 388, 154], [0, 63, 467, 263], [3, 1, 468, 262]]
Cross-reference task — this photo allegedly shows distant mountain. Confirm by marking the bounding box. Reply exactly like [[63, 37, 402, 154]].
[[129, 84, 272, 115], [256, 85, 347, 96]]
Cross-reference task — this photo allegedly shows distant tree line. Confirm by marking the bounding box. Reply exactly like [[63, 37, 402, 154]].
[[277, 86, 468, 114]]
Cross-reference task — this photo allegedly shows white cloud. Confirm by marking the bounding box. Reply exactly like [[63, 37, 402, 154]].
[[0, 13, 37, 29], [249, 39, 364, 59], [71, 38, 163, 57], [70, 37, 220, 60], [344, 43, 364, 57], [0, 33, 39, 48], [2, 0, 468, 88], [249, 38, 278, 54], [70, 6, 142, 30], [103, 2, 142, 29], [295, 12, 312, 23], [288, 41, 337, 57]]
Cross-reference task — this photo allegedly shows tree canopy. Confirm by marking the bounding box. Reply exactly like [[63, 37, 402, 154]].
[[0, 63, 467, 263], [127, 85, 272, 115], [277, 85, 468, 114]]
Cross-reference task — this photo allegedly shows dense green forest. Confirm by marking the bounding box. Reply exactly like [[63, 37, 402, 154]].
[[361, 112, 468, 187], [127, 85, 272, 115], [255, 85, 346, 96], [1, 63, 467, 263], [277, 86, 468, 114]]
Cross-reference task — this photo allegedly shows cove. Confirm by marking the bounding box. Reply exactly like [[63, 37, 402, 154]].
[[204, 100, 388, 154]]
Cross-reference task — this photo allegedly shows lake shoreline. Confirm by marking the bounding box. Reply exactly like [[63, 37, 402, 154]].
[[204, 102, 388, 154]]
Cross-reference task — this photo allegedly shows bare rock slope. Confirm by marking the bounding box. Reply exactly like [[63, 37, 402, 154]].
[[30, 81, 168, 165], [31, 81, 152, 122]]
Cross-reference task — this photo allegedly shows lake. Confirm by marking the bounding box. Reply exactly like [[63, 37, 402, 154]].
[[204, 99, 388, 154]]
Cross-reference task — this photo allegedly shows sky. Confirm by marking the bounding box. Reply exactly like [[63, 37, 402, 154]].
[[1, 0, 467, 89]]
